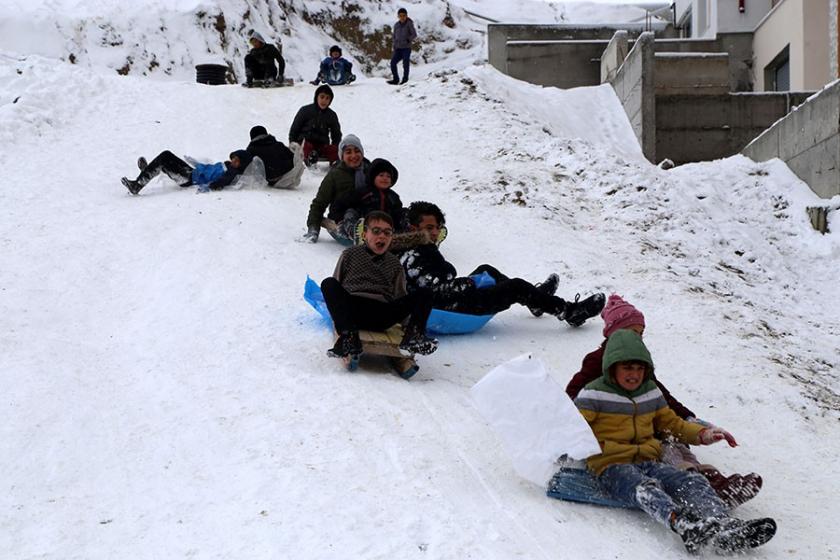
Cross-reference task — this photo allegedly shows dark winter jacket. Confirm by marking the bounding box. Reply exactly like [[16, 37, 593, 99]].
[[398, 244, 474, 300], [327, 159, 405, 226], [306, 159, 371, 229], [393, 18, 418, 49], [318, 57, 354, 85], [246, 134, 294, 184], [288, 85, 342, 146], [566, 340, 697, 420], [333, 245, 407, 302], [575, 330, 704, 475], [247, 42, 286, 78]]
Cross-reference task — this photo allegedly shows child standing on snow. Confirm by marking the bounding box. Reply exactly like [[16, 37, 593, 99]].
[[387, 8, 417, 85], [566, 295, 763, 508], [574, 329, 776, 554]]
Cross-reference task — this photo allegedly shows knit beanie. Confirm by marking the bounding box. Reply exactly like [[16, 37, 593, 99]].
[[249, 125, 267, 140], [339, 134, 364, 156], [249, 31, 266, 44], [601, 294, 645, 338]]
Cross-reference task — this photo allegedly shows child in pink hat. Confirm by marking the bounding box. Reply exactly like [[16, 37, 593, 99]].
[[566, 294, 762, 509]]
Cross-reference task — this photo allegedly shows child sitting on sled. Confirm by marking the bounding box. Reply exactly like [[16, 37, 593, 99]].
[[327, 158, 406, 243], [398, 201, 605, 327], [566, 295, 762, 508], [574, 329, 776, 554], [321, 211, 438, 359]]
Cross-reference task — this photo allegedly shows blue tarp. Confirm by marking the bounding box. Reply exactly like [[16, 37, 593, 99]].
[[303, 276, 494, 335], [546, 467, 636, 509]]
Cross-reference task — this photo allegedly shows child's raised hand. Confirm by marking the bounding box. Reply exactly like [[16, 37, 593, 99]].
[[699, 427, 738, 448]]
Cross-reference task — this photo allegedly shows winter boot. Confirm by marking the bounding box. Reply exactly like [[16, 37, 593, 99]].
[[400, 77, 408, 85], [399, 327, 438, 356], [711, 517, 777, 553], [670, 510, 721, 554], [702, 469, 763, 509], [563, 292, 606, 327], [306, 150, 320, 167], [121, 177, 143, 195], [528, 273, 560, 317], [327, 331, 362, 359], [386, 78, 400, 85], [137, 156, 148, 171]]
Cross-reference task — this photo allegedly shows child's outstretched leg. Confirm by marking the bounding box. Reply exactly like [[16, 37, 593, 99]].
[[599, 463, 721, 553]]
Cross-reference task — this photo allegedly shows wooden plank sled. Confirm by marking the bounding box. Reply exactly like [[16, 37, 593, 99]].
[[338, 325, 419, 380]]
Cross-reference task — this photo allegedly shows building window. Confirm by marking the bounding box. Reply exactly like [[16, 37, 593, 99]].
[[764, 45, 791, 91]]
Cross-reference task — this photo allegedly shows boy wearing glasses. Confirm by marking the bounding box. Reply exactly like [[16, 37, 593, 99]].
[[321, 211, 438, 359]]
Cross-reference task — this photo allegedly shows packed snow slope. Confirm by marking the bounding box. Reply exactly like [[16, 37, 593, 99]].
[[2, 15, 840, 560], [0, 0, 654, 84]]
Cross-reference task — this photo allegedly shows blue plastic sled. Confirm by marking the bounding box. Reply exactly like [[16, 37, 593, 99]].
[[546, 467, 637, 509], [303, 276, 495, 335]]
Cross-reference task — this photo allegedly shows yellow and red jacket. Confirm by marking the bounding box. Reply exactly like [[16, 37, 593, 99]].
[[574, 330, 704, 475]]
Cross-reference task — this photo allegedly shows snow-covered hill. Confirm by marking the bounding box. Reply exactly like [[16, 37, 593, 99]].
[[2, 1, 839, 559], [0, 0, 653, 83]]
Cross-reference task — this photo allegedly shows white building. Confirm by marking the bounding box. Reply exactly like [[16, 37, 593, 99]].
[[674, 0, 774, 38], [752, 0, 831, 91]]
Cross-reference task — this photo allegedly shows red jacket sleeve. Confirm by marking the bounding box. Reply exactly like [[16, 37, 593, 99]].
[[566, 344, 605, 399]]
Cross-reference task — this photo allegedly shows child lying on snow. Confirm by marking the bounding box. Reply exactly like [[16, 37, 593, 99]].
[[321, 210, 438, 359], [566, 295, 762, 508], [121, 150, 251, 195], [574, 329, 776, 554], [397, 201, 605, 327]]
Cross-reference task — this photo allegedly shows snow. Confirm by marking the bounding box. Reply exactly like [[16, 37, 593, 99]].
[[2, 1, 840, 559]]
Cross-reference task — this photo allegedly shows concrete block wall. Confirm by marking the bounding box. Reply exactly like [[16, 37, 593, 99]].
[[654, 33, 754, 92], [488, 23, 672, 76], [744, 83, 840, 199], [505, 40, 609, 89], [654, 53, 730, 95], [610, 32, 656, 161], [601, 31, 629, 83], [658, 92, 813, 164]]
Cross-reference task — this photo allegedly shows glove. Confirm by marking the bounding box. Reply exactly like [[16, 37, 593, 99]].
[[469, 271, 496, 289], [299, 227, 319, 243], [698, 427, 738, 448]]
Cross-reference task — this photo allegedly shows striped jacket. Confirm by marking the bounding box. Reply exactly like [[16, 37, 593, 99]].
[[574, 330, 704, 475]]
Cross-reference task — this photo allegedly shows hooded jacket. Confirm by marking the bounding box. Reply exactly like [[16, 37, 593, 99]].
[[566, 340, 696, 419], [327, 158, 405, 226], [246, 133, 294, 183], [288, 85, 342, 146], [574, 330, 704, 476], [246, 34, 285, 78]]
